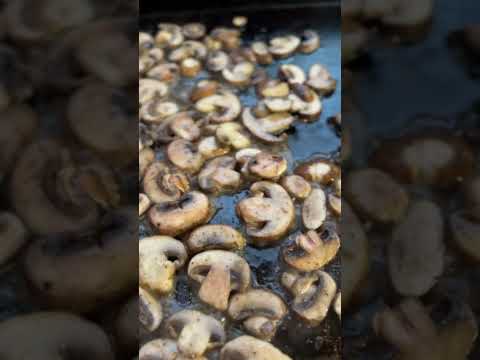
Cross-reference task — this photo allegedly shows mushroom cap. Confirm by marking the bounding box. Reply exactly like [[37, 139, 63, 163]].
[[237, 181, 295, 245], [228, 289, 287, 340], [0, 312, 114, 360], [139, 236, 188, 294], [148, 191, 211, 236], [139, 287, 162, 332], [166, 310, 226, 357], [220, 336, 292, 360], [187, 224, 246, 253]]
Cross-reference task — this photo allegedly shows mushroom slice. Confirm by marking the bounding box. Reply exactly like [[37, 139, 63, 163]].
[[139, 147, 155, 180], [211, 27, 241, 49], [215, 122, 251, 150], [279, 64, 306, 84], [228, 289, 287, 341], [140, 339, 207, 360], [269, 35, 301, 58], [190, 80, 219, 102], [264, 97, 292, 113], [220, 336, 292, 360], [289, 84, 322, 120], [283, 227, 340, 272], [143, 161, 190, 204], [166, 310, 226, 358], [139, 287, 162, 332], [0, 312, 114, 360], [389, 201, 444, 296], [141, 99, 179, 124], [307, 64, 337, 96], [281, 175, 312, 200], [139, 193, 152, 216], [139, 79, 168, 105], [450, 211, 480, 262], [282, 269, 337, 326], [299, 30, 320, 53], [180, 57, 201, 77], [371, 133, 474, 188], [345, 168, 409, 224], [242, 107, 294, 143], [169, 40, 207, 62], [169, 113, 201, 141], [302, 188, 327, 230], [187, 224, 246, 254], [295, 158, 340, 185], [198, 156, 241, 193], [148, 191, 211, 236], [0, 212, 28, 266], [232, 16, 248, 27], [206, 50, 230, 72], [155, 23, 184, 48], [167, 139, 204, 173], [195, 90, 241, 123], [147, 63, 180, 82], [139, 32, 154, 53], [183, 22, 206, 39], [343, 202, 369, 309], [251, 41, 273, 65], [257, 80, 290, 98], [248, 152, 287, 180], [237, 181, 295, 246], [188, 250, 251, 311], [139, 236, 188, 294], [198, 136, 231, 159], [222, 61, 255, 86]]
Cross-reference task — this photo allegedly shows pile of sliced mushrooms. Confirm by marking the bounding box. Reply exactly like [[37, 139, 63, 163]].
[[139, 17, 340, 359], [343, 0, 479, 359]]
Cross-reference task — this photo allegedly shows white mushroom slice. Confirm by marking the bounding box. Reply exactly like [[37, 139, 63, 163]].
[[389, 201, 444, 296], [269, 35, 301, 58], [195, 90, 241, 123], [169, 40, 207, 62], [251, 41, 273, 65], [183, 23, 206, 39], [198, 156, 241, 193], [187, 224, 246, 253], [222, 61, 255, 86], [216, 122, 251, 150], [143, 161, 190, 204], [141, 99, 179, 124], [147, 63, 180, 82], [299, 30, 320, 53], [206, 50, 230, 72], [295, 158, 340, 185], [242, 108, 294, 143], [302, 189, 327, 230], [155, 23, 184, 48], [198, 136, 231, 159], [279, 64, 306, 84], [139, 79, 168, 105], [307, 64, 337, 95], [333, 292, 341, 319], [167, 139, 204, 173], [281, 175, 312, 200], [248, 152, 288, 180], [139, 287, 162, 332], [264, 97, 292, 112], [220, 336, 292, 360], [232, 16, 248, 27], [257, 80, 290, 98], [289, 85, 322, 120]]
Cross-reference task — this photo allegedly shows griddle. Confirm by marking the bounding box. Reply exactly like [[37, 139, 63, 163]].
[[140, 1, 341, 358]]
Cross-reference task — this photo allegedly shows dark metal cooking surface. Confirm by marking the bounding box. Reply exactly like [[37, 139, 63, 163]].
[[140, 4, 341, 358]]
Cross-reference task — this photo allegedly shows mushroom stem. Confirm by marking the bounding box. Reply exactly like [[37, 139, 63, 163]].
[[199, 265, 231, 311]]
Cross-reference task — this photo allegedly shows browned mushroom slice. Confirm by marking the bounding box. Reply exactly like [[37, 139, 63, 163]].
[[147, 63, 180, 82], [345, 168, 409, 224], [206, 50, 230, 72], [283, 226, 340, 272], [139, 79, 168, 105], [307, 64, 337, 96], [169, 40, 207, 62], [289, 84, 322, 120], [299, 30, 320, 53], [0, 312, 114, 360], [389, 201, 444, 296], [180, 57, 201, 77], [0, 212, 28, 266], [139, 287, 162, 332], [155, 23, 184, 48], [215, 122, 251, 150], [222, 61, 255, 86], [141, 98, 179, 124], [371, 133, 474, 187], [190, 80, 220, 102], [220, 336, 292, 360], [167, 139, 204, 173], [269, 35, 301, 58], [328, 194, 341, 217], [302, 189, 327, 230], [195, 90, 242, 123], [140, 338, 208, 360], [187, 224, 246, 254], [148, 191, 211, 236], [295, 158, 340, 185], [143, 161, 190, 204], [242, 108, 294, 143], [251, 41, 273, 65], [169, 113, 201, 141], [211, 27, 241, 49], [198, 136, 231, 159], [279, 64, 306, 84], [228, 289, 287, 341], [183, 22, 206, 39], [139, 236, 187, 294], [256, 79, 290, 98], [166, 310, 226, 358], [198, 156, 241, 193], [282, 269, 337, 326], [281, 175, 312, 200], [237, 181, 295, 246], [248, 152, 287, 180], [188, 250, 251, 311]]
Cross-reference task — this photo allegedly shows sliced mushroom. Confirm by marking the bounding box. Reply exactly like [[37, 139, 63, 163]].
[[220, 336, 292, 360], [187, 224, 246, 254], [190, 80, 219, 102], [147, 63, 180, 82], [139, 79, 168, 105], [180, 57, 201, 77], [0, 212, 29, 266], [166, 310, 226, 358], [302, 188, 327, 230], [232, 16, 248, 27], [281, 175, 312, 200], [139, 287, 162, 332], [450, 211, 480, 262], [24, 207, 137, 312], [282, 269, 337, 326], [169, 40, 207, 62], [299, 30, 320, 53], [222, 61, 255, 86], [257, 79, 290, 98], [269, 35, 301, 58], [242, 107, 294, 143], [141, 98, 179, 124], [155, 23, 184, 48], [211, 27, 241, 50], [0, 312, 114, 359], [389, 200, 444, 296], [140, 147, 155, 180], [295, 158, 340, 186], [188, 250, 251, 311], [198, 156, 241, 193], [206, 50, 230, 72], [307, 64, 337, 96], [168, 113, 201, 141], [345, 168, 409, 224], [198, 136, 231, 159], [228, 289, 287, 340], [248, 152, 287, 180], [289, 84, 322, 120], [251, 41, 273, 65], [195, 90, 242, 123], [143, 161, 190, 204], [263, 97, 292, 113], [139, 193, 152, 216], [167, 139, 204, 173], [279, 64, 306, 84], [371, 133, 474, 188], [283, 226, 340, 272], [183, 23, 206, 39], [140, 339, 206, 360], [216, 122, 251, 150], [237, 181, 295, 246], [148, 191, 211, 236], [139, 236, 188, 294]]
